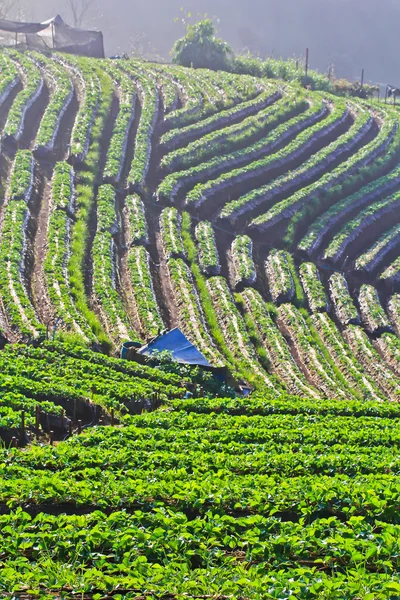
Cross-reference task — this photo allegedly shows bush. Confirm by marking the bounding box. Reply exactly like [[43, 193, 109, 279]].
[[172, 20, 233, 71]]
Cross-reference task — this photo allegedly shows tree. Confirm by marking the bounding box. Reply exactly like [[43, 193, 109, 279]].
[[67, 0, 95, 29], [0, 0, 18, 20], [171, 19, 233, 71]]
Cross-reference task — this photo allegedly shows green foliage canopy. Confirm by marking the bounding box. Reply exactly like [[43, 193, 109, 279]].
[[172, 19, 233, 70]]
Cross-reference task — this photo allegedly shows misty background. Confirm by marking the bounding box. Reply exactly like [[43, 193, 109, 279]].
[[6, 0, 400, 85]]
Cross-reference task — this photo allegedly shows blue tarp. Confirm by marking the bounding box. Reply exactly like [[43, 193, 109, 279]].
[[138, 328, 212, 368]]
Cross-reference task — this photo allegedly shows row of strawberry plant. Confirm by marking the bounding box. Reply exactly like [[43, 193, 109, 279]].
[[92, 185, 135, 342], [248, 106, 396, 233], [160, 88, 302, 172], [230, 234, 257, 287], [0, 388, 63, 421], [265, 249, 295, 303], [310, 311, 385, 401], [127, 245, 163, 340], [379, 246, 400, 285], [277, 303, 351, 399], [185, 96, 351, 210], [343, 325, 400, 400], [123, 65, 160, 193], [298, 163, 400, 257], [374, 332, 400, 378], [0, 51, 19, 109], [387, 293, 400, 335], [160, 206, 185, 259], [355, 223, 400, 274], [62, 56, 101, 163], [30, 52, 74, 156], [299, 262, 329, 312], [43, 162, 94, 340], [102, 65, 137, 183], [124, 194, 149, 245], [8, 149, 34, 202], [379, 254, 400, 285], [167, 258, 223, 367], [240, 288, 319, 397], [3, 50, 43, 143], [0, 404, 34, 431], [0, 150, 42, 338], [175, 393, 400, 418], [194, 220, 221, 275], [323, 191, 400, 263], [358, 284, 392, 335], [159, 93, 326, 204], [0, 193, 43, 338], [159, 86, 279, 152], [328, 272, 360, 326], [206, 276, 277, 388]]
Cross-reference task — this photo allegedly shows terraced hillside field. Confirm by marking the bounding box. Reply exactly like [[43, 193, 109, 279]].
[[0, 49, 399, 399], [2, 49, 400, 599]]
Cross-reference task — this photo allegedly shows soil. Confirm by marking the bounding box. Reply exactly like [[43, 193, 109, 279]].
[[30, 166, 54, 326], [118, 199, 143, 336]]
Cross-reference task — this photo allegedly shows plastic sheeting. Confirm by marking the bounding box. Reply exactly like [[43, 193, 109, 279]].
[[0, 19, 48, 34], [139, 328, 212, 368], [0, 15, 104, 58]]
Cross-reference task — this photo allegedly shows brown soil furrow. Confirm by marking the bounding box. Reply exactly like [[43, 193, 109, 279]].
[[31, 166, 54, 327], [118, 202, 145, 336], [155, 228, 178, 328]]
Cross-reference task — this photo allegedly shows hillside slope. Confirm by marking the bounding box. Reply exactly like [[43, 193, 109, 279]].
[[2, 49, 400, 599], [0, 49, 399, 398]]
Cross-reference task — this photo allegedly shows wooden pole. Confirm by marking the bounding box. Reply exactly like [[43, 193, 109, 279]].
[[35, 405, 40, 430], [305, 48, 309, 79], [49, 431, 54, 446], [77, 420, 82, 434], [361, 68, 364, 88]]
